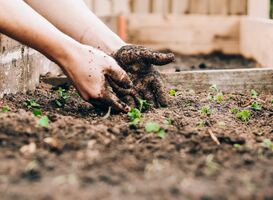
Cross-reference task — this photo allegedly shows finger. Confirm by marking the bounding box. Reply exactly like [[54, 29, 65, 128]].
[[104, 92, 131, 113], [150, 72, 169, 107], [106, 63, 133, 89], [107, 77, 136, 96], [144, 51, 175, 66]]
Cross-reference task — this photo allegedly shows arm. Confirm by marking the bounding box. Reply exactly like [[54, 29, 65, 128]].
[[0, 0, 131, 112], [24, 0, 126, 55]]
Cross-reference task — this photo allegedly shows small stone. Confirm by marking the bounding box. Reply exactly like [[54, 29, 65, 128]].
[[44, 137, 61, 151], [20, 142, 36, 156]]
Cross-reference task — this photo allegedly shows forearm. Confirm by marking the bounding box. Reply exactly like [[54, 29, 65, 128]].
[[24, 0, 126, 55], [0, 0, 79, 67]]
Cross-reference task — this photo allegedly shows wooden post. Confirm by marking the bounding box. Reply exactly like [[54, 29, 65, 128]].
[[132, 0, 151, 13], [189, 0, 209, 14], [248, 0, 270, 18], [229, 0, 247, 15], [151, 0, 170, 14], [209, 0, 229, 15], [171, 0, 189, 14]]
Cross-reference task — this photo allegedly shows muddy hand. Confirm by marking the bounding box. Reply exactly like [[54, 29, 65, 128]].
[[112, 45, 175, 107], [62, 45, 132, 113]]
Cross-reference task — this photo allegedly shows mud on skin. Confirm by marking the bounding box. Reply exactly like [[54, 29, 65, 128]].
[[112, 45, 175, 108], [0, 84, 272, 200]]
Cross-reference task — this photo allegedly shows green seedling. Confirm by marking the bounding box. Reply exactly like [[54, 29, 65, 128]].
[[55, 87, 70, 107], [233, 144, 241, 149], [251, 89, 258, 98], [37, 116, 49, 128], [145, 122, 166, 138], [236, 109, 251, 122], [25, 100, 40, 109], [200, 106, 212, 116], [1, 105, 9, 113], [230, 107, 239, 114], [251, 102, 262, 110], [271, 99, 273, 105], [169, 89, 177, 97], [164, 118, 173, 125], [262, 139, 273, 150], [214, 93, 224, 103], [128, 108, 141, 126], [209, 84, 219, 92], [138, 99, 151, 112], [197, 120, 206, 128], [32, 108, 42, 116]]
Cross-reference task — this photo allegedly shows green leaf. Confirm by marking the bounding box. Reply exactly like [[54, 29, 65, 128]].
[[230, 107, 239, 114], [213, 93, 224, 103], [1, 105, 9, 113], [199, 106, 212, 116], [209, 84, 219, 92], [262, 139, 273, 150], [251, 102, 262, 110], [169, 89, 177, 97], [236, 110, 251, 122], [233, 144, 241, 149], [157, 129, 166, 139], [25, 100, 40, 109], [55, 100, 63, 107], [32, 108, 42, 116], [38, 116, 49, 128], [145, 122, 161, 133], [128, 108, 141, 120], [130, 118, 141, 126], [164, 118, 173, 125], [138, 99, 150, 112], [251, 89, 258, 98]]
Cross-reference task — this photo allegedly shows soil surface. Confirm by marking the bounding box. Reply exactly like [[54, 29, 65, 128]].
[[0, 83, 272, 200], [159, 52, 259, 72]]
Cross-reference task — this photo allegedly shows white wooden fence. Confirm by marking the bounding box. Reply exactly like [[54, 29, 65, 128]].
[[84, 0, 248, 16]]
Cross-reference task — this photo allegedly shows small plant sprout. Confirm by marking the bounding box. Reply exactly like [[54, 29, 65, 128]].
[[236, 109, 251, 122], [1, 105, 9, 113], [169, 89, 177, 97], [214, 93, 224, 103], [25, 100, 40, 109], [37, 116, 49, 128], [230, 107, 239, 114], [251, 102, 262, 110], [233, 144, 241, 149], [209, 84, 219, 92], [164, 118, 173, 125], [128, 108, 141, 126], [32, 108, 42, 116], [138, 99, 150, 112], [145, 122, 166, 138], [55, 87, 70, 107], [200, 106, 212, 116], [197, 120, 206, 128], [262, 139, 273, 150], [251, 89, 258, 98]]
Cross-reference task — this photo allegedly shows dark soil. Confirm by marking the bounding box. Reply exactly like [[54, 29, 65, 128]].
[[0, 83, 272, 200], [158, 52, 260, 72]]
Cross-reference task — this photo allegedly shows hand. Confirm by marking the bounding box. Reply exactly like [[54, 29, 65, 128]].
[[111, 45, 175, 108], [61, 44, 132, 112]]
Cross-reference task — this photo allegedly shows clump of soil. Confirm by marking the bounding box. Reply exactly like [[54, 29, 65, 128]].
[[0, 83, 272, 200], [158, 52, 259, 72]]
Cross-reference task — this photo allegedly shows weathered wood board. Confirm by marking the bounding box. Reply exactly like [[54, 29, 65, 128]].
[[127, 14, 240, 55], [163, 69, 273, 93], [42, 69, 273, 93]]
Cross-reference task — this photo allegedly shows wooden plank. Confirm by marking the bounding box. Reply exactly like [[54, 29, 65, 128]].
[[42, 69, 273, 93], [127, 14, 240, 55], [111, 0, 131, 15], [132, 0, 151, 13], [241, 18, 273, 68], [171, 0, 189, 14], [189, 0, 209, 14], [248, 0, 270, 18], [209, 0, 229, 15], [229, 0, 247, 15], [162, 69, 273, 93], [151, 0, 170, 14]]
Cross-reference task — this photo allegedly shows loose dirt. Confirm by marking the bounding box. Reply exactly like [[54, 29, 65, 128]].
[[0, 82, 272, 200], [159, 52, 259, 72]]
